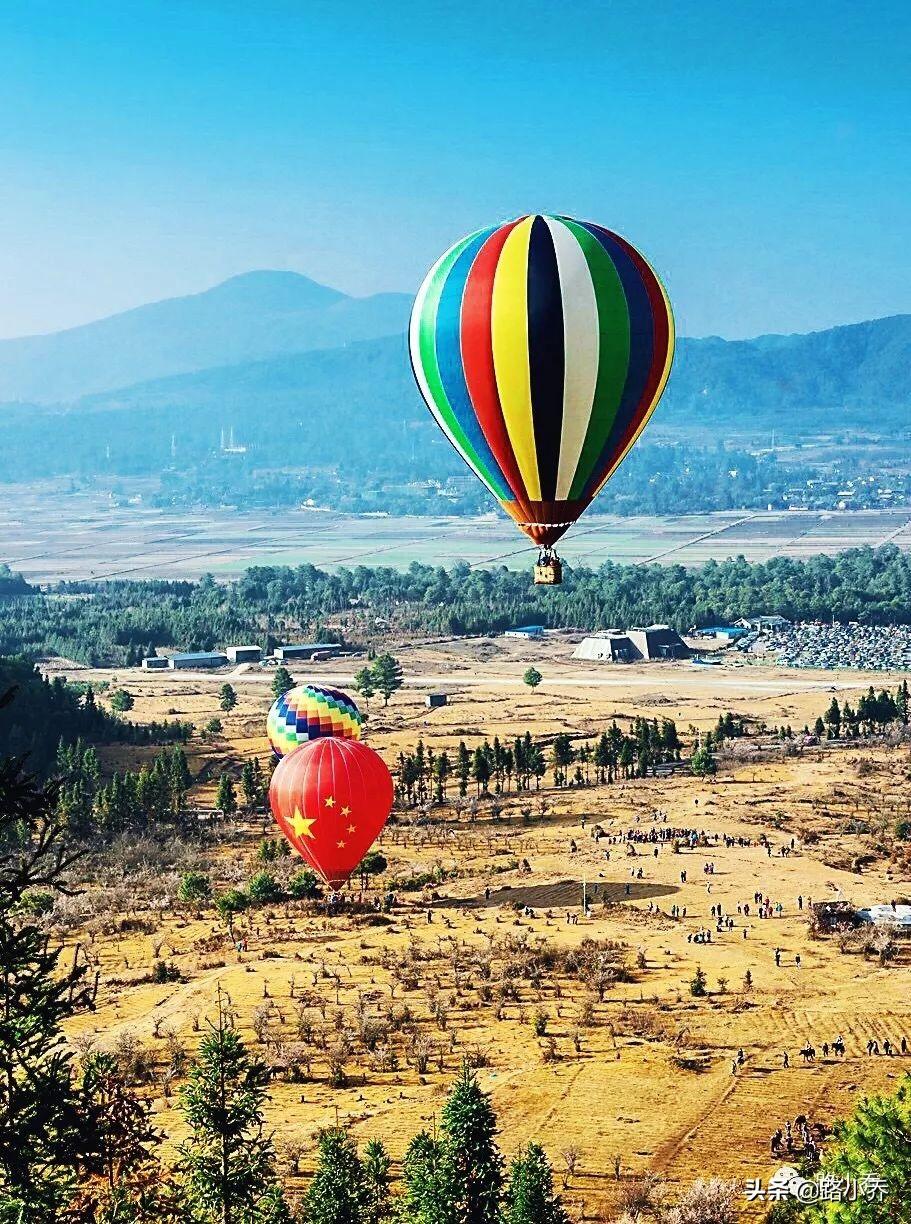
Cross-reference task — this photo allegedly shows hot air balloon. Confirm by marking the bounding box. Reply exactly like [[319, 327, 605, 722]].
[[269, 737, 393, 889], [409, 215, 674, 584], [266, 683, 363, 758]]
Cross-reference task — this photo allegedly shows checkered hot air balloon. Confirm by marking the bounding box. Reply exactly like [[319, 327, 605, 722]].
[[266, 684, 363, 758], [409, 215, 674, 583]]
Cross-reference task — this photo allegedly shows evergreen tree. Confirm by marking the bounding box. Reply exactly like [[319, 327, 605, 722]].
[[0, 752, 89, 1223], [220, 684, 238, 712], [304, 1128, 369, 1224], [457, 742, 471, 798], [437, 1064, 503, 1224], [77, 1050, 162, 1218], [398, 1131, 449, 1224], [691, 743, 717, 776], [370, 655, 403, 707], [795, 1074, 911, 1223], [176, 999, 289, 1224], [271, 668, 293, 700], [362, 1138, 391, 1223], [502, 1143, 569, 1224], [353, 667, 376, 711], [216, 774, 238, 817]]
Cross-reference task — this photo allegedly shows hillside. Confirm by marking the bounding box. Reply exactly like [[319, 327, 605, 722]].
[[0, 271, 412, 403], [0, 313, 908, 490]]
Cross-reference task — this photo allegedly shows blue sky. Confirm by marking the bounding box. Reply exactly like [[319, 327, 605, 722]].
[[1, 0, 908, 339]]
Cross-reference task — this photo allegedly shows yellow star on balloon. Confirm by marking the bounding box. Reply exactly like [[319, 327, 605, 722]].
[[290, 808, 316, 840], [324, 795, 336, 808], [337, 839, 346, 849], [341, 805, 351, 817]]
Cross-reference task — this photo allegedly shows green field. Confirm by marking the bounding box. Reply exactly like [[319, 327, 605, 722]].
[[3, 485, 910, 583]]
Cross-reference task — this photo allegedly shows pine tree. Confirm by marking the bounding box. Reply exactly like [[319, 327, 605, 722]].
[[370, 655, 403, 707], [304, 1128, 369, 1224], [0, 753, 90, 1222], [216, 773, 237, 817], [220, 684, 237, 712], [795, 1075, 911, 1223], [503, 1143, 569, 1224], [437, 1064, 503, 1224], [398, 1131, 449, 1224], [362, 1138, 391, 1223], [271, 668, 294, 700], [176, 998, 289, 1224], [353, 667, 376, 711], [457, 742, 471, 798], [77, 1050, 162, 1217]]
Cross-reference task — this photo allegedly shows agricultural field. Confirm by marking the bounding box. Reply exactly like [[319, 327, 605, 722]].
[[47, 641, 911, 1220], [4, 482, 911, 582]]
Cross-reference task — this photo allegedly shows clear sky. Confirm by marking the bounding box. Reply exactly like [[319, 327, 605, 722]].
[[2, 0, 909, 340]]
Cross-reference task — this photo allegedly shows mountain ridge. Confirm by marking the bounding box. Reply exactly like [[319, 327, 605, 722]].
[[0, 270, 413, 403]]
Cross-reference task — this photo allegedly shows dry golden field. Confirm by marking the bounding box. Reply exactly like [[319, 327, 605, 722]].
[[52, 639, 911, 1221]]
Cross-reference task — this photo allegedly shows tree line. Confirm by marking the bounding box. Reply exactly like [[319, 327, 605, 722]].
[[394, 719, 684, 808], [3, 545, 911, 666]]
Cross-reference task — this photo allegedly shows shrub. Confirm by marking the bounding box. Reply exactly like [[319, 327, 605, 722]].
[[288, 869, 321, 900], [178, 870, 212, 906], [690, 967, 707, 997], [247, 870, 284, 905]]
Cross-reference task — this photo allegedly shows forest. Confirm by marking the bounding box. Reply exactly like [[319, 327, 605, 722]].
[[1, 545, 911, 667], [0, 658, 190, 771]]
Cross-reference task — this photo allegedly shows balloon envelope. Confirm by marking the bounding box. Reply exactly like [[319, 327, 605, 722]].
[[269, 737, 393, 888], [409, 214, 674, 547], [266, 683, 363, 758]]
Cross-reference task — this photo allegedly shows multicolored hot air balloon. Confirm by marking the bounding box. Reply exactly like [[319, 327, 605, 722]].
[[266, 684, 363, 758], [269, 737, 394, 889], [409, 215, 674, 583]]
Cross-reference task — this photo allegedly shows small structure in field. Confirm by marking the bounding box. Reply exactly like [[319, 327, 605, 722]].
[[425, 692, 449, 709], [504, 625, 545, 640]]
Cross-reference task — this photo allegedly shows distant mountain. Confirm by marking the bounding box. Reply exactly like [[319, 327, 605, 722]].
[[0, 270, 412, 403], [0, 311, 907, 488], [665, 314, 910, 435]]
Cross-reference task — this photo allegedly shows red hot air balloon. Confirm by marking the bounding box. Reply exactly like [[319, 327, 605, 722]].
[[269, 737, 394, 889]]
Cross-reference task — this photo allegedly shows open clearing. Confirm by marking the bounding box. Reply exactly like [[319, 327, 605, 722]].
[[54, 641, 911, 1220], [4, 483, 911, 582]]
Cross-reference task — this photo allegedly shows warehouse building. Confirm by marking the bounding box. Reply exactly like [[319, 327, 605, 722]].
[[574, 625, 690, 663], [141, 656, 169, 671], [573, 631, 636, 662], [168, 651, 229, 670], [226, 645, 262, 664], [274, 643, 337, 661]]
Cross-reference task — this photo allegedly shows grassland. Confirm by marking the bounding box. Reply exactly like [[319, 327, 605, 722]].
[[47, 638, 911, 1220]]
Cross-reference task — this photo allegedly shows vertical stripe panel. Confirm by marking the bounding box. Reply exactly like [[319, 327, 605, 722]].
[[592, 248, 675, 494], [409, 235, 509, 499], [575, 222, 656, 500], [526, 216, 564, 502], [491, 217, 541, 501], [435, 226, 515, 494], [545, 217, 600, 501], [461, 221, 531, 504], [558, 219, 631, 499]]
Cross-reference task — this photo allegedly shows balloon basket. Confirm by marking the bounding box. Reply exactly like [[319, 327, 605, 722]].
[[533, 552, 563, 585]]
